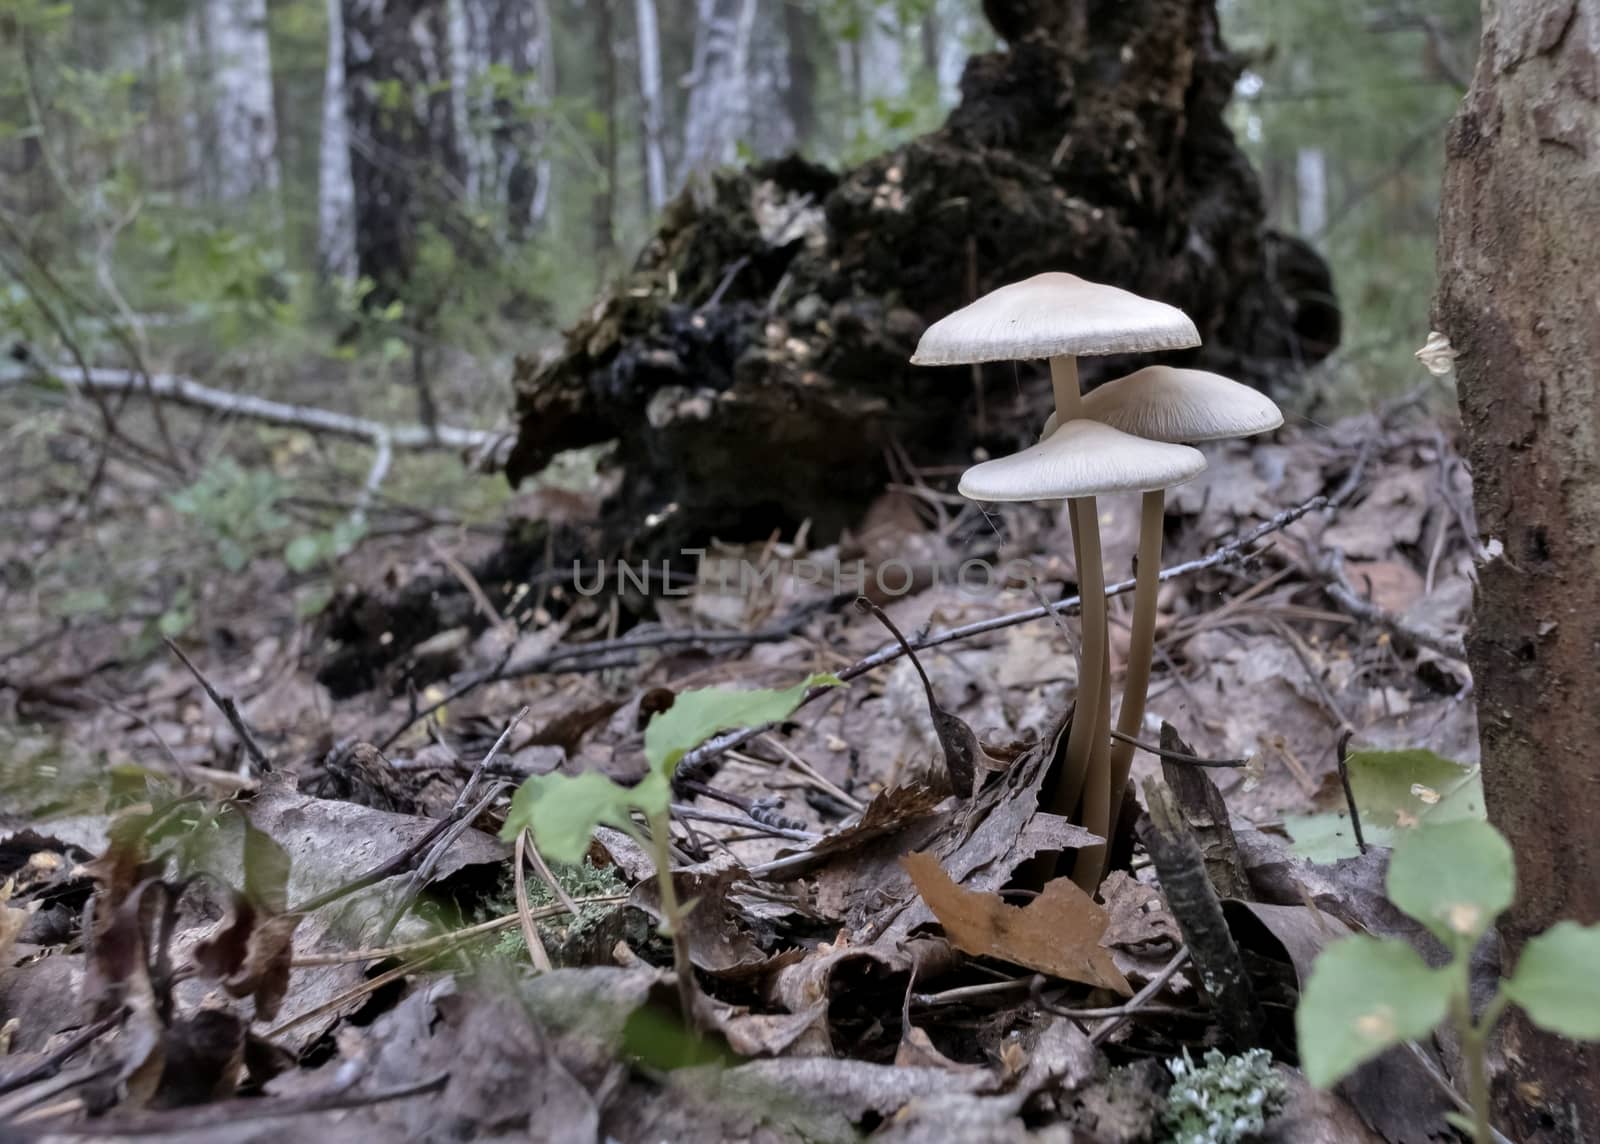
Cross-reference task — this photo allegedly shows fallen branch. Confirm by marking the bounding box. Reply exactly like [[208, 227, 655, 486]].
[[1318, 547, 1467, 659], [163, 638, 273, 773], [0, 360, 501, 454], [676, 494, 1328, 783]]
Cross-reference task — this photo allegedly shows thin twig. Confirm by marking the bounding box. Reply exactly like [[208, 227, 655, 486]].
[[513, 831, 555, 972], [162, 638, 272, 773], [676, 496, 1328, 781], [0, 360, 498, 454], [1318, 548, 1466, 658], [1106, 728, 1245, 768], [1336, 729, 1368, 855]]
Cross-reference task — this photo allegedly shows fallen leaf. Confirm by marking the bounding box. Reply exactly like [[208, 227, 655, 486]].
[[901, 852, 1130, 995]]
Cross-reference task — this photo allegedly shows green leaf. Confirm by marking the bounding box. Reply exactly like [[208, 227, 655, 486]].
[[284, 534, 323, 573], [1386, 820, 1514, 947], [1284, 748, 1484, 862], [499, 770, 668, 863], [1504, 922, 1600, 1039], [642, 674, 842, 777], [1297, 935, 1456, 1088]]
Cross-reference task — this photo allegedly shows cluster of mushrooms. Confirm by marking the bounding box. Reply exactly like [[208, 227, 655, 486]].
[[911, 273, 1283, 890]]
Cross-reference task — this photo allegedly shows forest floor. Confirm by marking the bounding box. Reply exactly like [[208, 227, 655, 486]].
[[0, 379, 1480, 1141]]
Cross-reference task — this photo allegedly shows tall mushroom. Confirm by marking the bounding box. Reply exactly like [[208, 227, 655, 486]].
[[1068, 366, 1283, 821], [913, 275, 1203, 888], [959, 420, 1206, 886]]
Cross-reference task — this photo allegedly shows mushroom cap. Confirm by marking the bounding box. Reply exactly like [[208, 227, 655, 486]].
[[1078, 366, 1283, 442], [959, 419, 1206, 502], [911, 272, 1201, 366]]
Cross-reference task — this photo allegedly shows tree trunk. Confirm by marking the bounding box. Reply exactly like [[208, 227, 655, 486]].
[[343, 0, 474, 306], [679, 0, 755, 183], [318, 0, 358, 281], [197, 0, 281, 203], [503, 0, 1341, 551], [636, 0, 670, 213], [1435, 1, 1600, 1139], [593, 0, 619, 277]]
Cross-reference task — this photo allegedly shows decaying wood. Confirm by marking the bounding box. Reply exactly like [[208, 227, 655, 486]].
[[504, 0, 1340, 550], [1157, 723, 1251, 901], [1138, 779, 1263, 1051], [1435, 1, 1600, 1137]]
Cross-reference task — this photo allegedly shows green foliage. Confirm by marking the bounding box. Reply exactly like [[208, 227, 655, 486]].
[[1284, 747, 1483, 862], [1297, 935, 1455, 1087], [169, 458, 291, 572], [1385, 819, 1513, 948], [1502, 922, 1600, 1040], [1297, 817, 1600, 1143], [501, 674, 842, 861], [1161, 1048, 1288, 1144]]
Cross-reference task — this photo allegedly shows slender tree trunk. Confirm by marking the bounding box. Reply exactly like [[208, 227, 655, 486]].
[[198, 0, 281, 202], [1436, 1, 1600, 1139], [593, 0, 618, 278], [318, 0, 358, 281], [1295, 147, 1327, 237], [746, 0, 795, 159], [344, 0, 471, 306], [679, 0, 755, 183], [635, 0, 669, 212], [782, 0, 820, 147]]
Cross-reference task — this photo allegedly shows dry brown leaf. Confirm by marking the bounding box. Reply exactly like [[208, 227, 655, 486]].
[[1343, 558, 1426, 614], [1099, 871, 1180, 950], [901, 852, 1131, 996]]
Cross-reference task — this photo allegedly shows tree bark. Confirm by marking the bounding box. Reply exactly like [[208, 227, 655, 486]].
[[343, 0, 476, 306], [1435, 2, 1600, 1139], [636, 0, 670, 213], [679, 0, 756, 183], [197, 0, 281, 203], [593, 0, 619, 277], [318, 0, 358, 281]]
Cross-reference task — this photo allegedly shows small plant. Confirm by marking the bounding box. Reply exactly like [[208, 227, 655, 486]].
[[500, 674, 840, 1021], [1297, 819, 1600, 1143], [1161, 1048, 1287, 1144]]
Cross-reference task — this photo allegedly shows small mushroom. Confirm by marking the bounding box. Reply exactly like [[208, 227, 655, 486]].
[[960, 421, 1206, 885], [1072, 366, 1282, 819], [914, 275, 1203, 889]]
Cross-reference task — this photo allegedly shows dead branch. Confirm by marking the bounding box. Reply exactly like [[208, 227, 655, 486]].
[[162, 638, 273, 773], [1318, 547, 1467, 659], [0, 360, 501, 455]]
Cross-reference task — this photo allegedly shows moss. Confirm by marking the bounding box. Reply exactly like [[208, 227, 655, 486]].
[[1160, 1048, 1288, 1144]]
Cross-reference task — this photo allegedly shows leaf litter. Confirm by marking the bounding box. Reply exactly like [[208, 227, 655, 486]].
[[0, 412, 1486, 1140]]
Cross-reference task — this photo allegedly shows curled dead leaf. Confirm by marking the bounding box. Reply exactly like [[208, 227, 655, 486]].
[[901, 852, 1131, 996]]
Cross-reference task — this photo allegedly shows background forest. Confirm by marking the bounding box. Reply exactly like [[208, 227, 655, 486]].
[[3, 0, 1476, 421]]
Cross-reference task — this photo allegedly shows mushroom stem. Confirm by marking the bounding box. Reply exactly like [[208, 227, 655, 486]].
[[1050, 356, 1084, 420], [1070, 639, 1114, 889], [1053, 495, 1107, 824], [1106, 490, 1166, 804]]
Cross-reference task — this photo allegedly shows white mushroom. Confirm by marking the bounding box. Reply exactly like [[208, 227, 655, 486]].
[[914, 274, 1203, 890]]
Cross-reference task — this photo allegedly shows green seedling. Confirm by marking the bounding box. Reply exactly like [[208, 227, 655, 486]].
[[1297, 819, 1600, 1143], [1284, 747, 1484, 862], [501, 673, 841, 1022]]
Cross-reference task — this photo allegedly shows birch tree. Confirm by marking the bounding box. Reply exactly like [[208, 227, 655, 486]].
[[318, 0, 358, 281], [196, 0, 281, 203], [635, 0, 669, 213], [679, 0, 757, 184]]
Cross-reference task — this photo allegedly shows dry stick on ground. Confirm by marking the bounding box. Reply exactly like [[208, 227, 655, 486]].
[[0, 1015, 121, 1099], [675, 494, 1329, 785], [1317, 547, 1467, 659], [1335, 729, 1369, 855], [27, 1074, 449, 1137], [293, 710, 527, 916], [0, 361, 499, 455], [512, 831, 555, 972], [290, 894, 630, 967], [161, 638, 272, 773], [1139, 780, 1264, 1051]]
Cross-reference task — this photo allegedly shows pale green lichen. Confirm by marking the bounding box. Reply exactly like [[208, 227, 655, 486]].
[[1160, 1048, 1287, 1144]]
